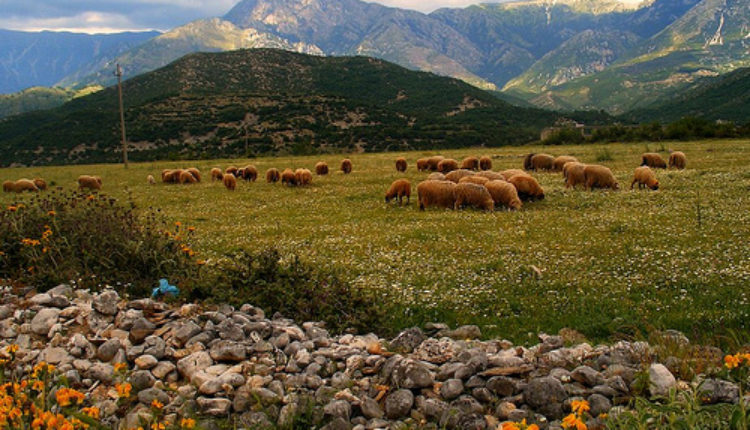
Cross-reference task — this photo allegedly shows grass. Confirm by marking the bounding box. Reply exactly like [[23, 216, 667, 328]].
[[2, 140, 749, 344]]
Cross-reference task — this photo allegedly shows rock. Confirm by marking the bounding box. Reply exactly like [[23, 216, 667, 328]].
[[209, 340, 247, 362], [97, 339, 121, 362], [414, 338, 455, 364], [131, 370, 156, 391], [385, 389, 414, 419], [440, 379, 464, 400], [137, 388, 169, 405], [361, 397, 384, 419], [649, 364, 676, 398], [523, 377, 567, 420], [85, 363, 115, 384], [38, 347, 70, 364], [393, 360, 434, 389], [538, 334, 564, 353], [177, 351, 213, 384], [129, 318, 155, 344], [495, 402, 516, 420], [699, 379, 739, 404], [31, 308, 60, 335], [322, 417, 350, 430], [324, 400, 352, 420], [440, 325, 481, 340], [587, 393, 612, 417], [197, 397, 232, 416], [571, 366, 603, 387], [174, 321, 202, 346], [135, 354, 158, 370], [92, 290, 119, 315], [486, 376, 516, 397], [390, 328, 426, 353], [151, 361, 176, 380]]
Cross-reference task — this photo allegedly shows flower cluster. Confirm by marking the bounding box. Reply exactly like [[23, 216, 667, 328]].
[[724, 353, 750, 370], [500, 418, 539, 430], [562, 399, 590, 430]]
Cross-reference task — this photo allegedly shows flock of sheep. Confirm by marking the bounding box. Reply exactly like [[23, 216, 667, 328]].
[[2, 175, 103, 193]]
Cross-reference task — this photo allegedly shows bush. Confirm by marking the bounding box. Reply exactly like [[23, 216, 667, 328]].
[[0, 189, 200, 296]]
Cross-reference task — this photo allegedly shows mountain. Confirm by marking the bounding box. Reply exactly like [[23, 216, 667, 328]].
[[0, 29, 159, 94], [0, 49, 561, 167], [625, 67, 750, 123], [0, 86, 102, 119]]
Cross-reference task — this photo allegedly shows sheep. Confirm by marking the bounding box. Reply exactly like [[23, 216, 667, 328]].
[[295, 168, 312, 186], [523, 153, 555, 171], [553, 155, 578, 172], [459, 175, 490, 186], [237, 168, 245, 179], [584, 164, 619, 190], [395, 157, 407, 172], [385, 179, 411, 205], [426, 156, 445, 171], [669, 151, 686, 169], [33, 178, 47, 191], [507, 174, 544, 201], [14, 179, 39, 193], [78, 175, 102, 190], [445, 169, 476, 183], [479, 156, 492, 171], [641, 153, 667, 169], [281, 168, 296, 186], [162, 169, 182, 183], [2, 181, 14, 192], [225, 166, 238, 177], [315, 162, 329, 175], [341, 159, 352, 174], [563, 162, 587, 189], [210, 168, 223, 181], [631, 166, 659, 190], [179, 170, 198, 184], [222, 173, 237, 191], [454, 183, 494, 212], [476, 171, 505, 181], [485, 180, 522, 210], [437, 158, 459, 173], [427, 172, 446, 181], [499, 169, 526, 180], [241, 165, 258, 181], [187, 167, 201, 182], [460, 156, 480, 171], [147, 175, 156, 185], [266, 168, 280, 183], [417, 180, 456, 210], [416, 158, 430, 171]]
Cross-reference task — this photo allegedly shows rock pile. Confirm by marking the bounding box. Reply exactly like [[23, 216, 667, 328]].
[[0, 286, 739, 429]]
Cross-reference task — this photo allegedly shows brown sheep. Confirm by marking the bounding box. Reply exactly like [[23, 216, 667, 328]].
[[485, 180, 522, 210], [147, 175, 156, 185], [460, 156, 480, 171], [315, 162, 329, 175], [507, 174, 544, 201], [416, 158, 430, 171], [427, 172, 446, 181], [2, 181, 15, 192], [78, 175, 102, 190], [553, 155, 578, 172], [584, 165, 619, 190], [179, 170, 198, 184], [631, 166, 659, 190], [523, 153, 555, 171], [437, 158, 459, 173], [476, 171, 505, 181], [222, 174, 236, 191], [33, 178, 47, 190], [241, 165, 258, 181], [341, 159, 352, 174], [641, 153, 667, 169], [281, 168, 296, 186], [385, 179, 411, 205], [445, 169, 476, 183], [459, 175, 490, 186], [668, 151, 686, 169], [187, 167, 201, 182], [395, 157, 407, 172], [479, 156, 492, 171], [563, 162, 587, 189], [225, 166, 238, 177], [237, 168, 245, 179], [14, 179, 39, 193], [417, 180, 456, 210], [162, 169, 182, 183], [499, 169, 526, 180], [454, 183, 494, 212], [266, 168, 280, 183], [295, 168, 313, 186], [426, 156, 445, 171], [210, 168, 223, 181]]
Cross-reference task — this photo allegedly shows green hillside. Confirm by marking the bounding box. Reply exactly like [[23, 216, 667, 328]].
[[0, 49, 560, 167], [0, 86, 103, 119]]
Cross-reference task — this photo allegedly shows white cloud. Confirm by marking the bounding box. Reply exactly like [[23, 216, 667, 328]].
[[0, 12, 150, 34]]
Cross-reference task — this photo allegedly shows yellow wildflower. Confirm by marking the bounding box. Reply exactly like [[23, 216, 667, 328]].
[[180, 418, 196, 429], [82, 406, 100, 419], [114, 362, 128, 373], [6, 345, 18, 354], [151, 423, 166, 430], [725, 354, 741, 369], [562, 413, 587, 430], [571, 399, 590, 415], [151, 399, 164, 409], [47, 210, 56, 216], [115, 382, 132, 399]]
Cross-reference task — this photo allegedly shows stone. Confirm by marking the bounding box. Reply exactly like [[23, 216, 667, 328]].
[[385, 389, 414, 419], [699, 379, 739, 404], [31, 308, 60, 335], [441, 325, 481, 340], [92, 290, 119, 315], [137, 388, 169, 405], [197, 397, 232, 416], [174, 321, 202, 346], [151, 361, 176, 380], [177, 351, 213, 384], [523, 377, 567, 420], [361, 397, 384, 419], [649, 364, 676, 398], [393, 360, 434, 389], [85, 363, 115, 384], [495, 402, 516, 420], [324, 400, 352, 420], [587, 393, 612, 417], [486, 376, 516, 397], [97, 339, 121, 362], [129, 318, 155, 344], [135, 354, 158, 370], [131, 370, 156, 391], [38, 347, 70, 364], [571, 366, 603, 387], [390, 328, 427, 353], [414, 338, 455, 364], [440, 379, 464, 400]]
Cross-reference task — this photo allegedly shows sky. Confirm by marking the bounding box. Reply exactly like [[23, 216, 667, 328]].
[[0, 0, 502, 34]]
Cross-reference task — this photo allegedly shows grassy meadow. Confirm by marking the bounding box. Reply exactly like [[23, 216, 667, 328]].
[[2, 140, 749, 344]]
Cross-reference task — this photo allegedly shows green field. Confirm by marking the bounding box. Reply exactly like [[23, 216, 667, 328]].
[[2, 140, 749, 343]]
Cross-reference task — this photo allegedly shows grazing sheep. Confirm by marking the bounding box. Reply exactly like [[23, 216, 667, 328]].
[[78, 175, 102, 190], [427, 172, 446, 181], [460, 156, 480, 171], [222, 173, 236, 191], [2, 181, 14, 192], [445, 169, 476, 183], [454, 183, 494, 212], [499, 169, 526, 180], [341, 159, 352, 174], [563, 161, 587, 189], [438, 158, 459, 173], [631, 166, 659, 190], [459, 175, 490, 186], [669, 151, 686, 169], [395, 157, 407, 172], [385, 179, 411, 205], [281, 168, 296, 186], [179, 170, 198, 184], [508, 174, 544, 201], [147, 175, 156, 185], [416, 158, 430, 171], [187, 167, 201, 182], [266, 168, 280, 183], [476, 171, 505, 181], [14, 179, 39, 193], [584, 164, 619, 190], [33, 178, 47, 190], [241, 165, 258, 181], [485, 180, 522, 210], [479, 156, 492, 171], [315, 162, 329, 175], [641, 153, 667, 169], [295, 168, 313, 186], [210, 168, 223, 181], [523, 153, 555, 171], [162, 169, 183, 183], [237, 168, 245, 179], [426, 156, 445, 171], [417, 180, 457, 210], [553, 155, 578, 172], [225, 166, 238, 177]]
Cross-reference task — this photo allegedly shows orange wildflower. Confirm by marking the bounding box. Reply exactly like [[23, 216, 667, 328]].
[[571, 399, 590, 415], [725, 354, 741, 369]]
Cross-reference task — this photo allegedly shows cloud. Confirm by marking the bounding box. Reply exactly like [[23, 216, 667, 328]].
[[369, 0, 504, 13]]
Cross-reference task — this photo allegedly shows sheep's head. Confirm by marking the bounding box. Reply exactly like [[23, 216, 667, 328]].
[[649, 179, 659, 190]]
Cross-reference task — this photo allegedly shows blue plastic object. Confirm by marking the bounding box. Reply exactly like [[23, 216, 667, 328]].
[[152, 278, 179, 298]]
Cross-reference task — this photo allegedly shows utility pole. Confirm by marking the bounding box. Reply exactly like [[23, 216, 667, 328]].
[[115, 63, 128, 168]]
